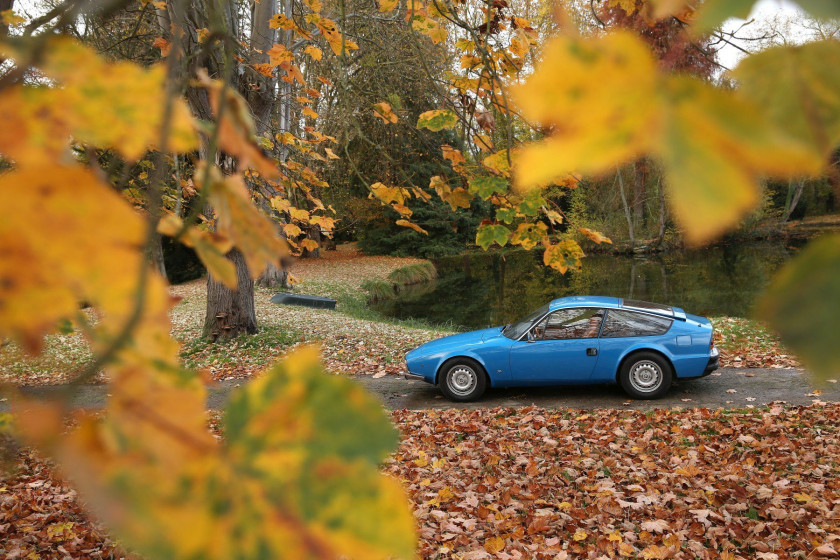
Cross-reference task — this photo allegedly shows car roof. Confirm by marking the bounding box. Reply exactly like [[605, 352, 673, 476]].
[[548, 296, 681, 319]]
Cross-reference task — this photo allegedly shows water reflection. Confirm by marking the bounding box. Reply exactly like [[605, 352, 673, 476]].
[[372, 242, 802, 330]]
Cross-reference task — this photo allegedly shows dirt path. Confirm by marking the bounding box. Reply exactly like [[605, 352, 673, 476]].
[[3, 368, 837, 412]]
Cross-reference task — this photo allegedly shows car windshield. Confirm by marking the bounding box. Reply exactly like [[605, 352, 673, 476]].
[[503, 304, 549, 340]]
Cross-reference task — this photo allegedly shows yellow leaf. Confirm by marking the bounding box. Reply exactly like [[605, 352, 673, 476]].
[[512, 31, 659, 189], [283, 223, 303, 238], [396, 219, 428, 235], [289, 207, 311, 222], [152, 37, 171, 57], [573, 529, 588, 541], [510, 223, 547, 250], [509, 29, 531, 57], [619, 542, 636, 556], [0, 9, 26, 26], [373, 101, 399, 124], [441, 145, 466, 167], [302, 106, 319, 120], [379, 0, 398, 11], [304, 0, 323, 12], [270, 196, 292, 213], [484, 536, 506, 554], [369, 182, 405, 205], [578, 227, 612, 244], [733, 40, 840, 159], [392, 203, 413, 217], [325, 147, 340, 159], [304, 45, 323, 61], [543, 239, 585, 274], [0, 166, 147, 351], [301, 238, 320, 252], [0, 38, 197, 162], [267, 43, 294, 66]]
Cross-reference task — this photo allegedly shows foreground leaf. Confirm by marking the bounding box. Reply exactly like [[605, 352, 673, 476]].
[[0, 166, 147, 351], [756, 234, 840, 380], [734, 41, 840, 159]]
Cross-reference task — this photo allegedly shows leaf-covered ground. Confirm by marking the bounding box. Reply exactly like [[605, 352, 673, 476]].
[[2, 403, 838, 559], [0, 250, 801, 386]]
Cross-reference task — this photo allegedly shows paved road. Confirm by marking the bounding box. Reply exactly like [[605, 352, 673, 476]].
[[2, 368, 838, 412]]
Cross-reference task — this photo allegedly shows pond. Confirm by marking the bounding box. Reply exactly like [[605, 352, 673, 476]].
[[371, 241, 802, 330]]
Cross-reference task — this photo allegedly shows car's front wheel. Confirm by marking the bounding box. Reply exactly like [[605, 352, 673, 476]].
[[619, 352, 672, 399], [439, 358, 487, 402]]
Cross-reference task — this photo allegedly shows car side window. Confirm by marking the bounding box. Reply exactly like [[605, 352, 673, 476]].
[[533, 308, 604, 340], [600, 309, 672, 338]]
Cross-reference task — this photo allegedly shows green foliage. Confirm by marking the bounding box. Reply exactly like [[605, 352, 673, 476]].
[[476, 224, 511, 250], [757, 234, 840, 379], [468, 176, 508, 199]]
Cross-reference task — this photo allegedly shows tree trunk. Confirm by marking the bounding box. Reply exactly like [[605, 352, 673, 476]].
[[617, 168, 635, 248], [656, 176, 667, 245], [149, 232, 167, 280], [781, 179, 805, 224], [158, 0, 279, 340], [203, 249, 256, 340], [632, 159, 647, 230]]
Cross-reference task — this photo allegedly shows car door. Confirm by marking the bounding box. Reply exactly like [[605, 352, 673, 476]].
[[509, 308, 604, 383], [590, 309, 674, 382]]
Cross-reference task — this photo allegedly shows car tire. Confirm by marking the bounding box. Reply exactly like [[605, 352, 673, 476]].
[[439, 358, 487, 402], [619, 352, 673, 400]]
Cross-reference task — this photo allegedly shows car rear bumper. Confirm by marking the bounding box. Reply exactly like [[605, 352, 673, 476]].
[[703, 346, 720, 375]]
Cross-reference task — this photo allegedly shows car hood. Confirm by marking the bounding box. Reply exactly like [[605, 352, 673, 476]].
[[407, 327, 503, 359]]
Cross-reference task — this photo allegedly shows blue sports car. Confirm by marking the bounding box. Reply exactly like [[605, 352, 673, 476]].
[[404, 296, 719, 401]]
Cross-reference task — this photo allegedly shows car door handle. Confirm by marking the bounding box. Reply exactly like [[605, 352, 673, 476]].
[[586, 348, 598, 356]]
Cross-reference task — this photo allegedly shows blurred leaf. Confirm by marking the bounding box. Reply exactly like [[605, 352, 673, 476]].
[[694, 0, 755, 30], [417, 109, 458, 131], [512, 31, 658, 189], [734, 41, 840, 158], [0, 166, 147, 352], [476, 224, 510, 250], [697, 0, 840, 29], [658, 77, 821, 244], [756, 235, 840, 380]]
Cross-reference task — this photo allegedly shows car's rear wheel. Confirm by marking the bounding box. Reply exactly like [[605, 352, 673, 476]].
[[439, 358, 487, 402], [619, 352, 672, 400]]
